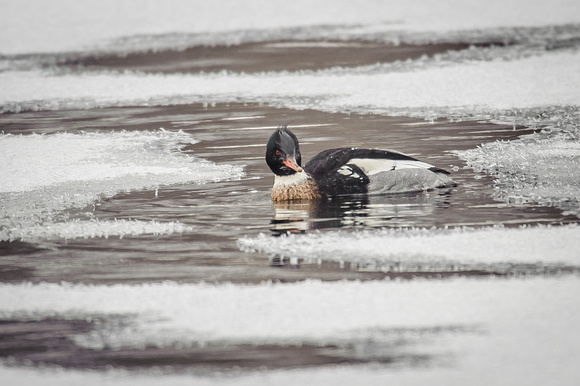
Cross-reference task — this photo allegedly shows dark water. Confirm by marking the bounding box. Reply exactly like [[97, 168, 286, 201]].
[[1, 39, 578, 376], [0, 316, 472, 373], [59, 40, 490, 74]]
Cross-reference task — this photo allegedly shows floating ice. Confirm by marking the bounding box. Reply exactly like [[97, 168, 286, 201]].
[[239, 224, 580, 270], [1, 51, 580, 114], [0, 130, 241, 192], [0, 277, 577, 345], [3, 219, 194, 241], [0, 130, 243, 241], [456, 108, 580, 216], [0, 277, 579, 385]]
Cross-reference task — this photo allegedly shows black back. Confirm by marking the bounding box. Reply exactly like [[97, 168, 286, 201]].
[[304, 148, 419, 179], [304, 147, 449, 197]]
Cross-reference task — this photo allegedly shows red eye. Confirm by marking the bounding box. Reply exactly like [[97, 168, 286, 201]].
[[275, 150, 281, 156]]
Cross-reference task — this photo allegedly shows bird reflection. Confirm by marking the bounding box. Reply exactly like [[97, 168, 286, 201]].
[[270, 190, 453, 236]]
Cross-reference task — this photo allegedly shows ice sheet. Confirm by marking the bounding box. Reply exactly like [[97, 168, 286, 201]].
[[239, 224, 580, 270], [0, 130, 243, 241], [0, 130, 241, 192], [1, 276, 579, 385], [0, 277, 578, 345], [4, 219, 194, 241], [2, 51, 580, 112], [1, 0, 579, 55]]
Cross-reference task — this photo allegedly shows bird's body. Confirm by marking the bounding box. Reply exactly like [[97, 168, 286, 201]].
[[266, 126, 454, 202]]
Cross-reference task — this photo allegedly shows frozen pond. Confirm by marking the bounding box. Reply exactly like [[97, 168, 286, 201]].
[[1, 1, 580, 385]]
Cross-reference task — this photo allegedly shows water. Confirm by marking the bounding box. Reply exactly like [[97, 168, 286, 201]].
[[1, 2, 580, 384], [2, 103, 575, 284]]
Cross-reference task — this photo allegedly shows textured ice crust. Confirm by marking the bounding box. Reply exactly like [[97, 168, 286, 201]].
[[239, 224, 580, 271], [0, 130, 243, 241], [456, 108, 580, 215], [4, 219, 194, 241]]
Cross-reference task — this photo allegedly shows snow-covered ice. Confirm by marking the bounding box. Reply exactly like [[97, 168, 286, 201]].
[[2, 50, 580, 112], [2, 0, 580, 55], [0, 130, 243, 241], [1, 277, 579, 385], [456, 118, 580, 216], [239, 224, 580, 270], [0, 130, 235, 193]]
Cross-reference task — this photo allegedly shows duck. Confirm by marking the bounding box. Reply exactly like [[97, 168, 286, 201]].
[[265, 125, 454, 202]]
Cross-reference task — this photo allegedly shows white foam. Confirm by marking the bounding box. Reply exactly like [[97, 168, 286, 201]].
[[0, 130, 243, 241], [0, 276, 579, 385], [239, 224, 580, 268]]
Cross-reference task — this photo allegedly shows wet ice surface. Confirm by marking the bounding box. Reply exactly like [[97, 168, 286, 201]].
[[2, 0, 580, 384]]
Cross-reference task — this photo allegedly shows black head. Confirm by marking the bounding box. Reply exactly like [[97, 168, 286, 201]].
[[265, 125, 303, 176]]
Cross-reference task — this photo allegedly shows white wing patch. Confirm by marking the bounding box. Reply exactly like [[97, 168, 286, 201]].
[[337, 165, 361, 179], [348, 157, 434, 176], [337, 165, 352, 176]]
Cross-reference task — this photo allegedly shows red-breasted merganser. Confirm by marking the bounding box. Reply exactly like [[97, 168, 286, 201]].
[[266, 125, 454, 201]]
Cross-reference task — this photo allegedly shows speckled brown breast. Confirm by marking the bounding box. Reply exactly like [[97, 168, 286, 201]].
[[271, 177, 322, 201]]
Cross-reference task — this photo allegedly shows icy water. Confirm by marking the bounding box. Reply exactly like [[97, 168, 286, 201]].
[[2, 2, 580, 384], [1, 103, 577, 285]]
